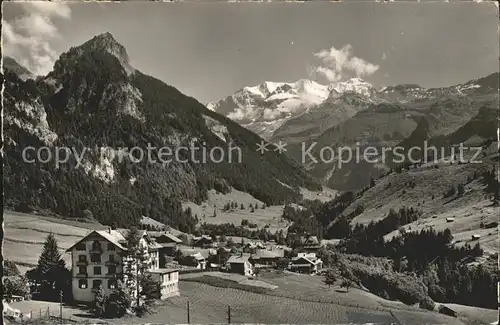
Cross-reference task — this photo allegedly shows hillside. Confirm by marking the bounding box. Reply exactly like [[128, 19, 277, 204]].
[[2, 211, 105, 274], [3, 32, 321, 230], [337, 138, 499, 256]]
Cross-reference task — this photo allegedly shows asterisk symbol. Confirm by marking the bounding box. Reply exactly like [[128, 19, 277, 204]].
[[256, 141, 270, 154], [274, 141, 288, 154]]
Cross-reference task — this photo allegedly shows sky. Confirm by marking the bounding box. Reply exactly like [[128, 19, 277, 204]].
[[2, 1, 499, 103]]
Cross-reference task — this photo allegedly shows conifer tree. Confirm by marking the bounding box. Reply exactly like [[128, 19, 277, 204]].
[[35, 233, 69, 299], [93, 285, 106, 317]]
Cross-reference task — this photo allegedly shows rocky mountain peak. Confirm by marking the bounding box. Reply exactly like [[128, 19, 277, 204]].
[[3, 56, 36, 81], [81, 32, 133, 74]]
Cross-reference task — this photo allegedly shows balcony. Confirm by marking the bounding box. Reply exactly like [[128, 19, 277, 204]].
[[76, 260, 88, 266], [89, 247, 103, 254], [105, 260, 119, 266], [75, 273, 88, 278], [105, 273, 118, 278]]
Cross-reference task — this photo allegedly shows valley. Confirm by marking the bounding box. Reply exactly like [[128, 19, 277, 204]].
[[2, 3, 498, 323]]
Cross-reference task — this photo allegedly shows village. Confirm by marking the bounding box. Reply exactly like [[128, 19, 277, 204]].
[[65, 227, 325, 303], [3, 225, 328, 323]]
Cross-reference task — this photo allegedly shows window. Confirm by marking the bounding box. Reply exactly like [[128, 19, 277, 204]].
[[78, 255, 86, 262], [90, 254, 101, 263], [78, 279, 88, 289], [78, 266, 87, 274], [108, 280, 116, 289], [167, 273, 171, 281], [107, 243, 115, 251], [76, 242, 86, 251], [109, 254, 115, 262], [92, 241, 101, 251], [94, 266, 102, 275], [108, 265, 116, 275], [92, 280, 102, 289]]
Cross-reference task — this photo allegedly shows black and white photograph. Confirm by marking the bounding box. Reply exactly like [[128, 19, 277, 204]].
[[2, 1, 499, 324]]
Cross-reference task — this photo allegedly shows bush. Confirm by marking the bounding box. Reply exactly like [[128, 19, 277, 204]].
[[4, 260, 20, 276], [104, 281, 131, 318], [377, 289, 390, 300], [428, 284, 446, 301], [3, 276, 30, 300], [334, 255, 430, 306], [419, 297, 436, 311], [93, 285, 106, 317]]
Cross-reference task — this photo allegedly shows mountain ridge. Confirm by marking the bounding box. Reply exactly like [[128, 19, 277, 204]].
[[3, 32, 321, 230], [210, 72, 498, 144]]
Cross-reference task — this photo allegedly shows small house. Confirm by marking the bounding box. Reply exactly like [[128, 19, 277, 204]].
[[250, 249, 284, 267], [227, 254, 254, 276], [145, 268, 180, 300], [178, 249, 207, 270], [188, 252, 207, 270], [243, 242, 262, 253], [289, 252, 323, 274], [193, 235, 214, 248], [438, 305, 457, 318], [214, 247, 232, 266], [156, 243, 179, 266], [149, 232, 183, 245], [302, 235, 321, 252], [471, 234, 481, 240]]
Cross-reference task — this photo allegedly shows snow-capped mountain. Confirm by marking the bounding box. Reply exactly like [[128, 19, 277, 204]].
[[210, 73, 498, 141], [208, 78, 376, 139]]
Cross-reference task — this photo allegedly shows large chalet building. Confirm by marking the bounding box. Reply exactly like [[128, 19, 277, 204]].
[[66, 228, 178, 303]]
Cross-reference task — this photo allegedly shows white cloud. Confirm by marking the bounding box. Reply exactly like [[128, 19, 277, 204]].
[[310, 44, 380, 83], [2, 2, 72, 76]]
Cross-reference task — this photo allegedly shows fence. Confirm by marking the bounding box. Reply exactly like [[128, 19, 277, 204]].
[[164, 297, 404, 324], [6, 306, 81, 325]]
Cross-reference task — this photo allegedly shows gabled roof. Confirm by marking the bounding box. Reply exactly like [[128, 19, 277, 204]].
[[304, 235, 319, 245], [194, 235, 213, 243], [65, 229, 127, 252], [148, 232, 182, 243], [116, 228, 148, 241], [156, 242, 178, 248], [190, 252, 206, 261], [148, 242, 163, 250], [252, 249, 284, 259], [227, 254, 251, 264], [291, 256, 322, 266]]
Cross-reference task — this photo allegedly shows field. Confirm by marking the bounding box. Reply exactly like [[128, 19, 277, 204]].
[[3, 211, 102, 271], [183, 186, 338, 234], [300, 186, 339, 202], [101, 277, 473, 325], [383, 199, 498, 254], [183, 187, 291, 233], [442, 304, 498, 325], [9, 272, 495, 325]]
